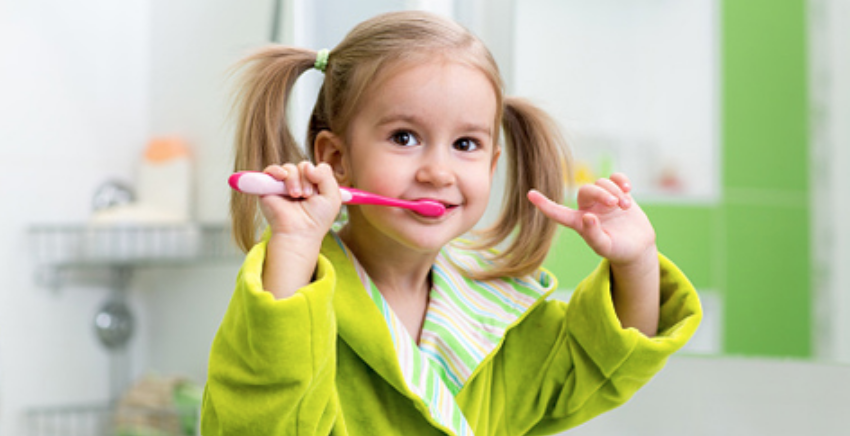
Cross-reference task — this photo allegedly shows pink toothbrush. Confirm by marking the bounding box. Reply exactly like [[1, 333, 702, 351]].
[[228, 171, 446, 218]]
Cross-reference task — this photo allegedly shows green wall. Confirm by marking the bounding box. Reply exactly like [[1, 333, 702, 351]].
[[545, 0, 811, 358]]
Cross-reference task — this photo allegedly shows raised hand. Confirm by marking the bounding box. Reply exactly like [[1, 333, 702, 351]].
[[527, 173, 656, 268], [257, 161, 342, 299], [528, 173, 660, 336]]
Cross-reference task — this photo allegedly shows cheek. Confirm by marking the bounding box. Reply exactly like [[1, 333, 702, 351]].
[[365, 178, 402, 197], [465, 171, 494, 207], [346, 146, 396, 192], [475, 183, 493, 207], [352, 163, 407, 196]]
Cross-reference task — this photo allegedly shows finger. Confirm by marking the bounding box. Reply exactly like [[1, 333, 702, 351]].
[[309, 163, 341, 202], [581, 213, 612, 254], [595, 177, 624, 197], [609, 172, 632, 193], [258, 165, 290, 205], [263, 164, 287, 180], [298, 161, 315, 197], [595, 178, 630, 209], [527, 190, 582, 230], [281, 163, 302, 197], [577, 183, 619, 210]]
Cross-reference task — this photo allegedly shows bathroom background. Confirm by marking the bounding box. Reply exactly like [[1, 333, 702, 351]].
[[1, 0, 848, 435]]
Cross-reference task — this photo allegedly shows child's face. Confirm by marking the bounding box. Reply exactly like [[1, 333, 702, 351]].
[[340, 59, 500, 253]]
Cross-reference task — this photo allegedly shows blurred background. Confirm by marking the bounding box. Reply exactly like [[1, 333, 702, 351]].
[[1, 0, 848, 435]]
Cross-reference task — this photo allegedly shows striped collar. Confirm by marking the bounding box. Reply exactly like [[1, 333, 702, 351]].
[[332, 233, 556, 435], [421, 243, 556, 394]]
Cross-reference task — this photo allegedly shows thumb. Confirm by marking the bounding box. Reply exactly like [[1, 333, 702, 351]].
[[527, 190, 583, 231]]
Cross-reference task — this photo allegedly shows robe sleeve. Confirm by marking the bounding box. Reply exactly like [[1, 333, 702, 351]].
[[503, 253, 702, 435], [201, 235, 340, 435]]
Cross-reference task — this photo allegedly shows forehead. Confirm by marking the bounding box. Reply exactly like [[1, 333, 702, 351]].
[[357, 59, 499, 128]]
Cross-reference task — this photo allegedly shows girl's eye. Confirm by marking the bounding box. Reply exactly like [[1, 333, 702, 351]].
[[390, 130, 420, 147], [454, 138, 480, 152]]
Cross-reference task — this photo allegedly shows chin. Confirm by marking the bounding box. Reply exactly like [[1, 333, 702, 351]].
[[353, 206, 480, 251], [385, 223, 468, 254], [404, 233, 457, 253]]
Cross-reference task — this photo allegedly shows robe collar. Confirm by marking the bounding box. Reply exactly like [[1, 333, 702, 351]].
[[322, 233, 557, 435]]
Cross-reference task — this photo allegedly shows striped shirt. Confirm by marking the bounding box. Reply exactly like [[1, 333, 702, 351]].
[[334, 235, 556, 435]]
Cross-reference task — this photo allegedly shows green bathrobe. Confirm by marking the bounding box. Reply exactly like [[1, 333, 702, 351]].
[[202, 233, 701, 435]]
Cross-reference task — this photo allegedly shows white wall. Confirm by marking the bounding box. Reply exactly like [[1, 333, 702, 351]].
[[148, 0, 273, 223], [561, 356, 850, 436], [513, 0, 720, 201], [0, 0, 151, 433], [0, 0, 268, 433], [828, 0, 850, 365], [811, 0, 850, 365]]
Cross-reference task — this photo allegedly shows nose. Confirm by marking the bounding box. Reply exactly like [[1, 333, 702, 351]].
[[415, 147, 455, 187]]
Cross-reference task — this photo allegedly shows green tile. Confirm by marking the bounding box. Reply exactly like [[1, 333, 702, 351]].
[[722, 203, 811, 357], [643, 205, 715, 290], [722, 0, 808, 191]]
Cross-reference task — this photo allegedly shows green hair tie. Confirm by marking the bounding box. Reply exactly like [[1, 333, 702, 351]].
[[314, 48, 330, 72]]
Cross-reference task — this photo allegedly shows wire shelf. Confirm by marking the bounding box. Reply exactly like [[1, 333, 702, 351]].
[[28, 223, 242, 289], [26, 402, 199, 436], [29, 223, 241, 269]]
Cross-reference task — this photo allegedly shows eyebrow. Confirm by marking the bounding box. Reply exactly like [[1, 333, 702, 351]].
[[376, 113, 493, 138]]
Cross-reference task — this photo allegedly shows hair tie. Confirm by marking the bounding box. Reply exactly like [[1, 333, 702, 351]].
[[314, 49, 330, 72]]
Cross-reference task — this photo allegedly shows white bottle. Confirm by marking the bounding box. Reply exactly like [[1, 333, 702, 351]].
[[136, 137, 193, 221]]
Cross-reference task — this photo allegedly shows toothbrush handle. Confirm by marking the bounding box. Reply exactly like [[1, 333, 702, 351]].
[[229, 171, 356, 202]]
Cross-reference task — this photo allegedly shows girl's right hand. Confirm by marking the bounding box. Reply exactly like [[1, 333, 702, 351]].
[[259, 161, 341, 299], [258, 161, 342, 240]]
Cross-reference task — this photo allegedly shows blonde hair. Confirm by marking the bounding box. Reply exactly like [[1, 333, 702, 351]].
[[230, 10, 572, 280]]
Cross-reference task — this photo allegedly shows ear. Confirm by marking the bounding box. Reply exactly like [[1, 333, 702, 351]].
[[490, 146, 502, 177], [314, 130, 351, 186]]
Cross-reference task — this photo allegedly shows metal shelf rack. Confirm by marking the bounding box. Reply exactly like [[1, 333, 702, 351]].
[[29, 223, 241, 288], [26, 402, 199, 436], [26, 223, 241, 433]]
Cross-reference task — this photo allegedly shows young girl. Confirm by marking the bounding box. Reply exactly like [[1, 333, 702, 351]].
[[203, 10, 701, 436]]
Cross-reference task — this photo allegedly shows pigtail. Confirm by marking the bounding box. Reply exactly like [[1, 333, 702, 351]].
[[229, 46, 319, 253], [470, 96, 573, 280]]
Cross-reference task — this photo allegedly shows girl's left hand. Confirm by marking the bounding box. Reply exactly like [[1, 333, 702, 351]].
[[528, 173, 656, 267]]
